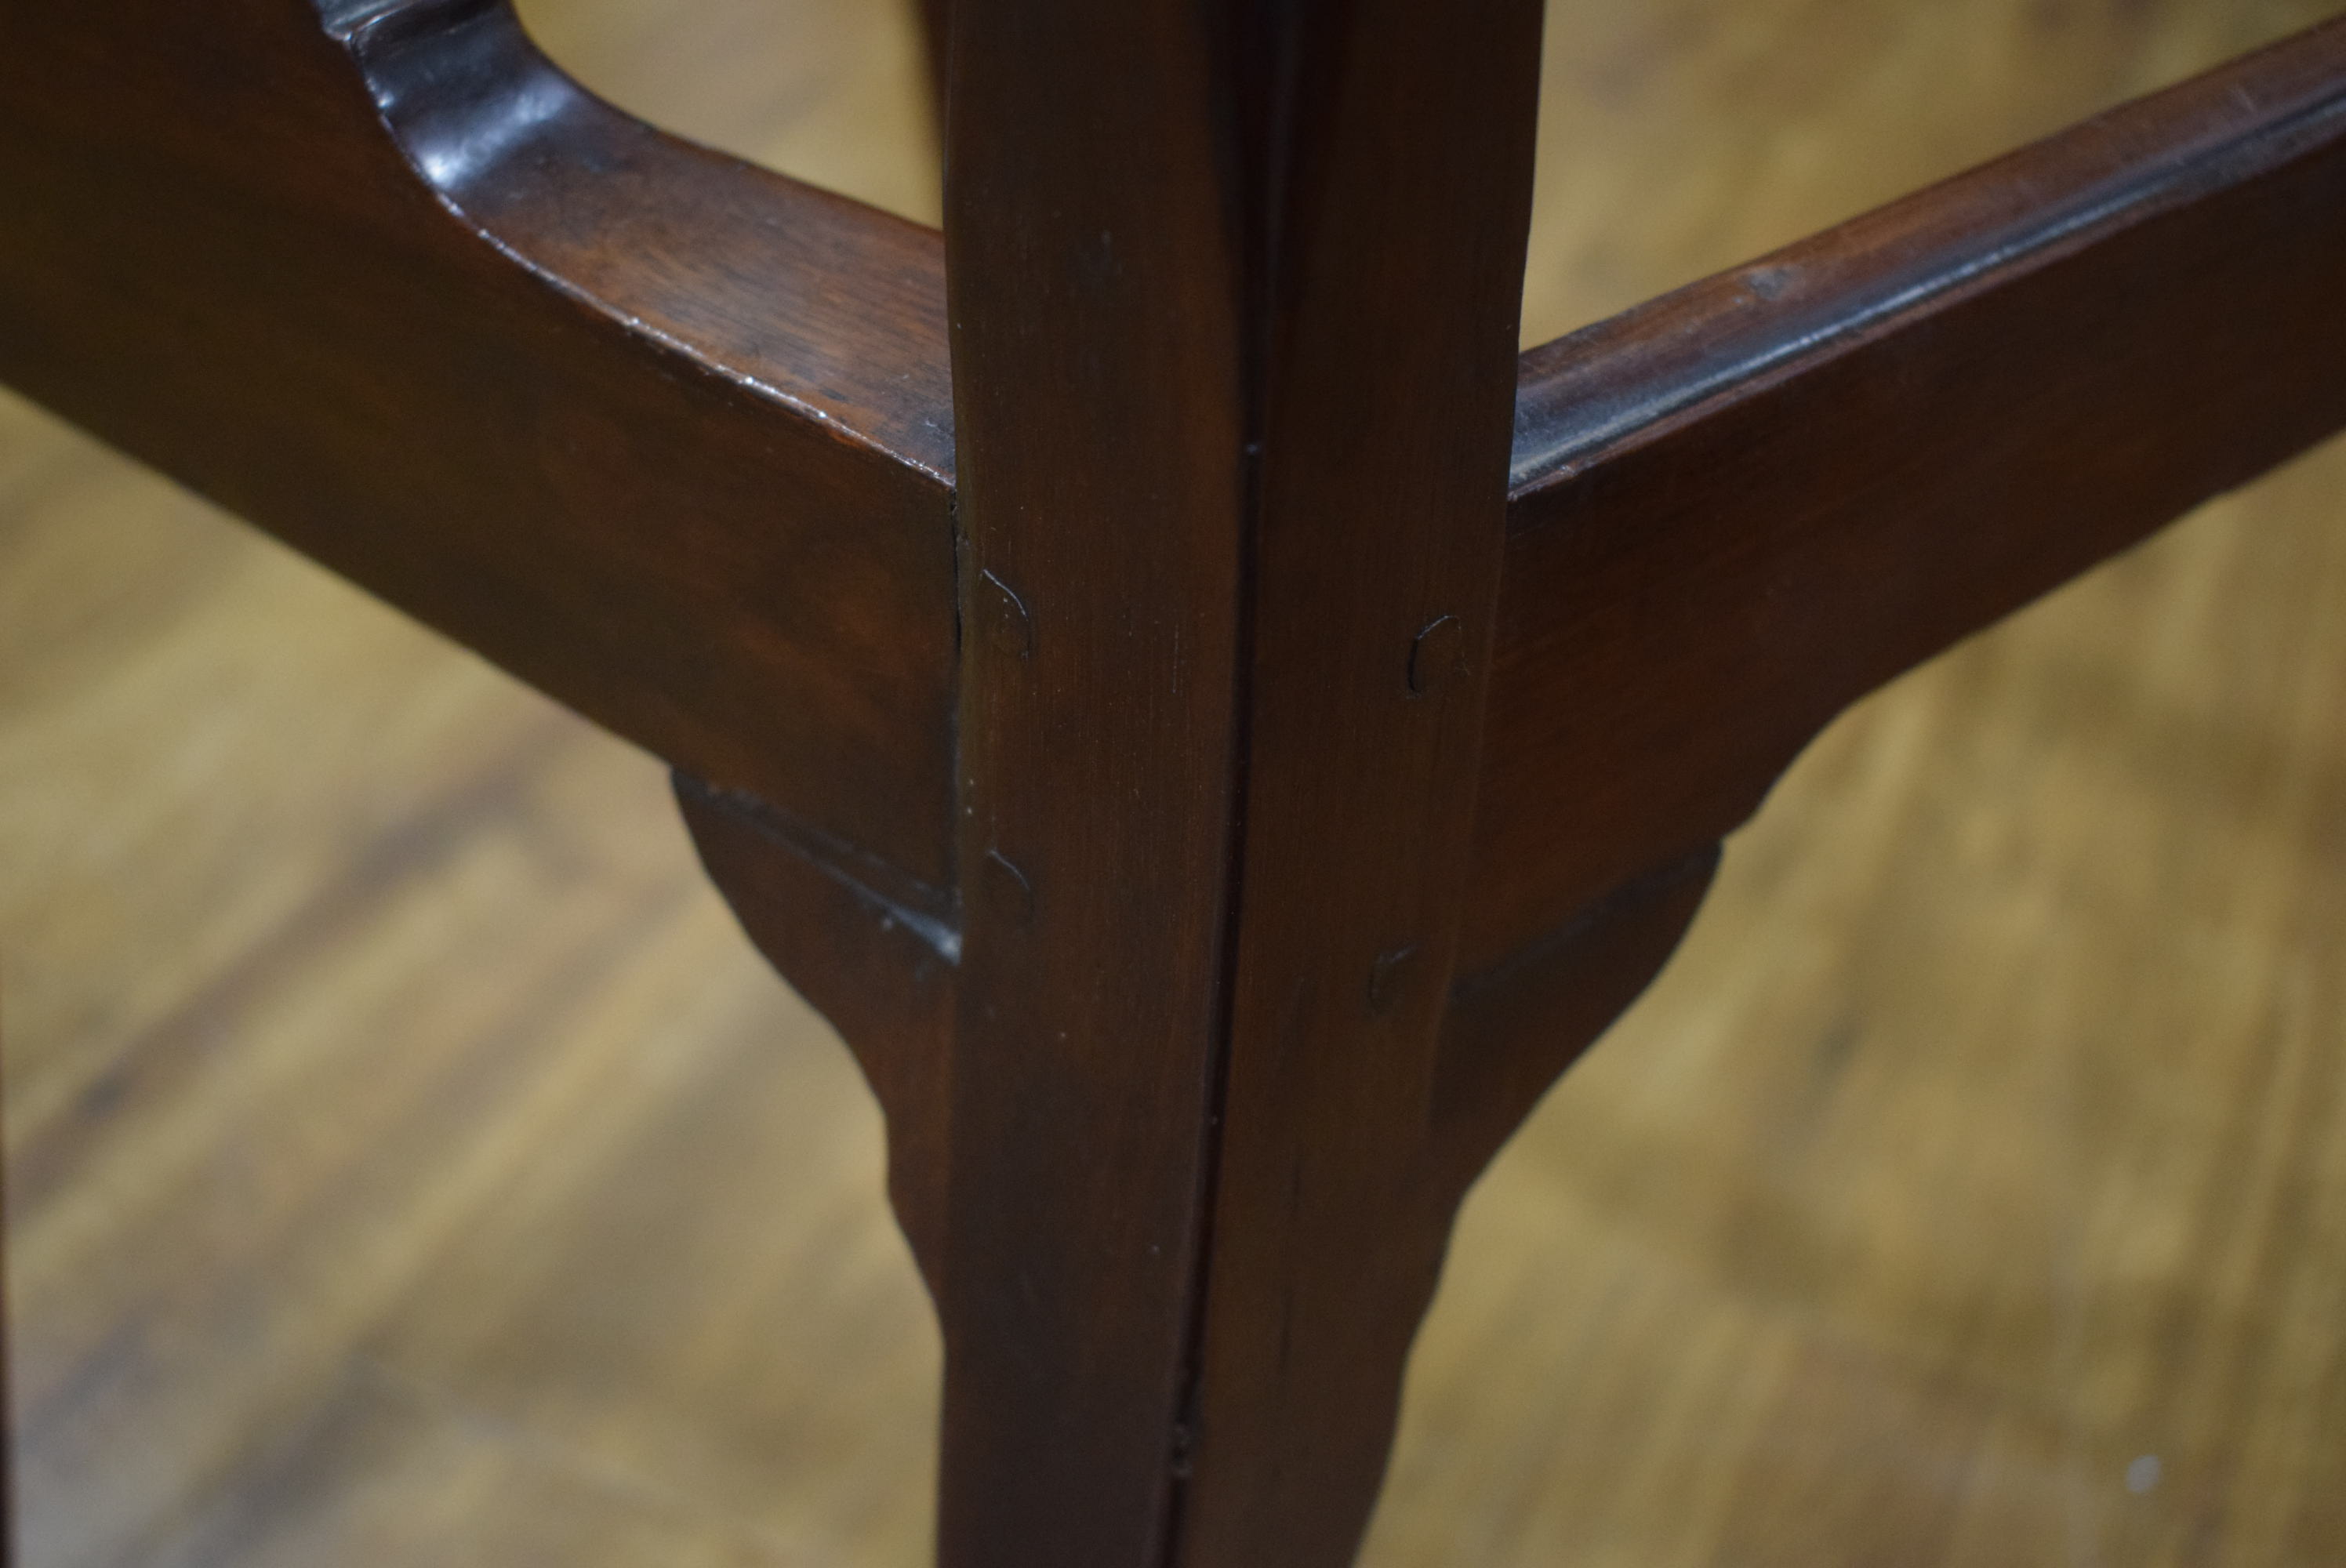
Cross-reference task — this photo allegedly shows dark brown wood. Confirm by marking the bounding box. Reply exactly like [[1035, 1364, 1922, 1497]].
[[0, 0, 960, 902], [917, 0, 951, 122], [9, 4, 2346, 1566], [1171, 1, 1544, 1559], [1465, 16, 2346, 975], [932, 3, 1544, 1566], [1430, 848, 1717, 1192], [671, 775, 959, 1282], [934, 3, 1248, 1560]]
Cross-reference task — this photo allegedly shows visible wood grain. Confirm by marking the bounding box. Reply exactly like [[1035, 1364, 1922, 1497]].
[[1173, 1, 1543, 1561], [933, 3, 1250, 1561], [15, 358, 2342, 1568], [1467, 16, 2346, 973], [0, 372, 942, 1568], [0, 0, 959, 896], [671, 776, 957, 1283], [934, 0, 1545, 1560], [508, 0, 942, 227], [4, 2, 2346, 1567], [1429, 848, 1716, 1194], [1373, 431, 2346, 1568]]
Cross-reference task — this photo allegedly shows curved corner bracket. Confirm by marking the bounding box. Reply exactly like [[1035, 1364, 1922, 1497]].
[[1431, 847, 1720, 1192], [673, 772, 957, 1284]]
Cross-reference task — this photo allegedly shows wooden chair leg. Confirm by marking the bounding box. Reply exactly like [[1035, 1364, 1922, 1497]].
[[579, 20, 2346, 1567], [687, 4, 1555, 1563], [914, 0, 950, 125], [937, 0, 1552, 1559], [11, 0, 2346, 1562], [685, 794, 1715, 1568]]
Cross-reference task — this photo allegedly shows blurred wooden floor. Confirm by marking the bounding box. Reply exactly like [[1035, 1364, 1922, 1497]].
[[5, 2, 2344, 1564]]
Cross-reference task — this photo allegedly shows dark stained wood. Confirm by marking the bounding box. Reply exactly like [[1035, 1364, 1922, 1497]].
[[1173, 1, 1544, 1562], [1466, 16, 2346, 974], [1429, 847, 1716, 1192], [917, 0, 951, 120], [934, 2, 1249, 1561], [10, 2, 2346, 1566], [934, 1, 1545, 1564], [671, 774, 958, 1283], [0, 0, 959, 900]]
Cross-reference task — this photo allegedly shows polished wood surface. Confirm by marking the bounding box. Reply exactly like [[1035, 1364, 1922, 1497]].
[[1077, 5, 1541, 1561], [0, 0, 960, 898], [1471, 20, 2346, 972], [931, 4, 1261, 1555], [5, 0, 2344, 1563]]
